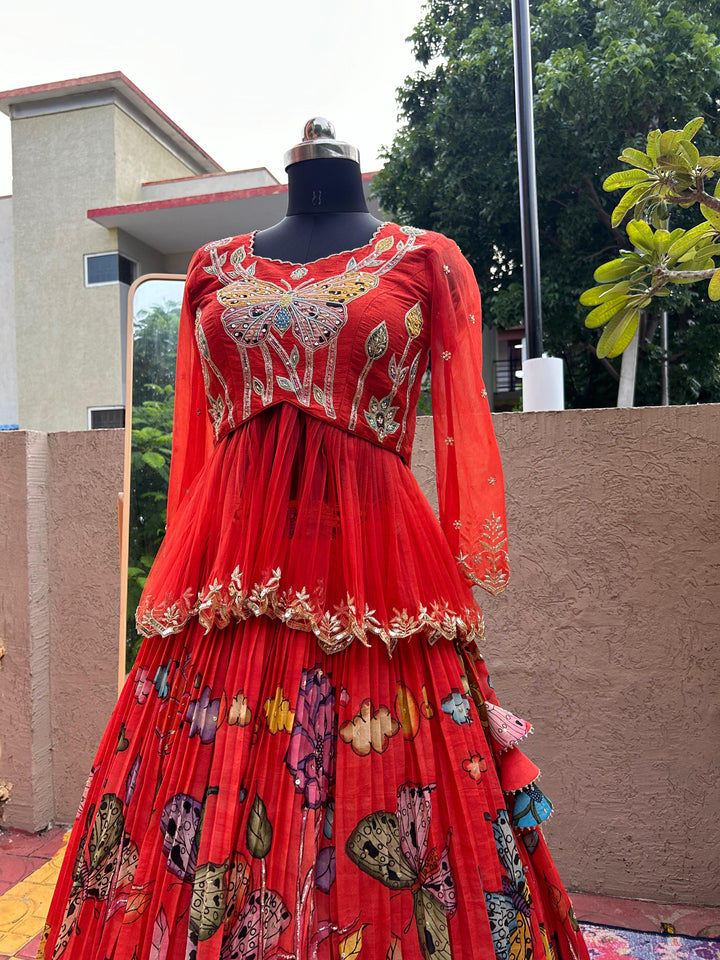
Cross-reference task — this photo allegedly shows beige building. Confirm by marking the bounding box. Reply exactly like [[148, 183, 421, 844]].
[[0, 72, 514, 432], [0, 73, 292, 432]]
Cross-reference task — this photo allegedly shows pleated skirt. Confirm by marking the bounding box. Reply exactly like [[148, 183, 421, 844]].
[[40, 614, 588, 960]]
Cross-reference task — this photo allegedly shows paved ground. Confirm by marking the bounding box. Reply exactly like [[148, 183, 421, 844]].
[[0, 826, 718, 960]]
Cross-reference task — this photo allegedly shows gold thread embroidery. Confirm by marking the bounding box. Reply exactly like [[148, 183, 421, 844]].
[[349, 320, 388, 430], [195, 311, 235, 439], [137, 566, 485, 656], [364, 302, 425, 444], [200, 227, 425, 434], [456, 512, 509, 596]]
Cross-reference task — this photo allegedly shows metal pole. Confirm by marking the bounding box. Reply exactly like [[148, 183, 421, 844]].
[[511, 0, 543, 359], [661, 310, 670, 405]]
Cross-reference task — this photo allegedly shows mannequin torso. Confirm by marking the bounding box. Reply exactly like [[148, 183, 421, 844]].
[[253, 157, 382, 264]]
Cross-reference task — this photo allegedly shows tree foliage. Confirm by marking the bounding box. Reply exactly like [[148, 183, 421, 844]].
[[126, 300, 180, 660], [373, 0, 720, 406], [581, 119, 720, 357]]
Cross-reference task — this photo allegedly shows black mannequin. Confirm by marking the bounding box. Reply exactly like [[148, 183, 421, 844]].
[[253, 155, 382, 265]]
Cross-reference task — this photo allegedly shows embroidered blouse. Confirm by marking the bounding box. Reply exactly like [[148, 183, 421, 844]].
[[138, 222, 508, 653]]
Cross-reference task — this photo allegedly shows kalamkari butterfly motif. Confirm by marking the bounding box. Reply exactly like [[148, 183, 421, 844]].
[[346, 781, 456, 960], [217, 272, 378, 352], [482, 809, 534, 960], [200, 229, 424, 421]]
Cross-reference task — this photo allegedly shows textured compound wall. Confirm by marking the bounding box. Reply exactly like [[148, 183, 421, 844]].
[[0, 406, 718, 903], [0, 429, 122, 829], [414, 403, 720, 906], [46, 429, 124, 824], [0, 431, 52, 831]]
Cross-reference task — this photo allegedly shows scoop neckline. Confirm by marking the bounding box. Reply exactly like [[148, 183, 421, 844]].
[[246, 220, 393, 268]]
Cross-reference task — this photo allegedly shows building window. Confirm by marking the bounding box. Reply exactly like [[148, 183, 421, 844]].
[[88, 406, 125, 429], [84, 253, 137, 287]]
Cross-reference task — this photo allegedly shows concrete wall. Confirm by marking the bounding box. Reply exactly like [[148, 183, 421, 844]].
[[414, 403, 720, 906], [0, 405, 718, 905], [488, 403, 719, 906], [10, 103, 198, 433], [0, 429, 122, 829], [45, 430, 124, 823], [0, 432, 52, 830], [113, 108, 199, 204], [0, 196, 17, 428], [12, 106, 123, 432]]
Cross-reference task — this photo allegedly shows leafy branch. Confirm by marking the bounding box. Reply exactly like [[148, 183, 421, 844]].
[[581, 118, 720, 358]]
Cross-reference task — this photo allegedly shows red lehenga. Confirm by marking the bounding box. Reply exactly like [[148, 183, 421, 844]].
[[40, 223, 589, 960]]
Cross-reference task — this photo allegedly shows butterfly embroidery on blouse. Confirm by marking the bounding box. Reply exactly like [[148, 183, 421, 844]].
[[346, 781, 456, 960], [217, 272, 378, 352]]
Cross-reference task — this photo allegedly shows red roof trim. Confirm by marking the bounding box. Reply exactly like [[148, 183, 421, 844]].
[[88, 183, 290, 219], [0, 72, 222, 170], [88, 172, 379, 219], [0, 71, 127, 100]]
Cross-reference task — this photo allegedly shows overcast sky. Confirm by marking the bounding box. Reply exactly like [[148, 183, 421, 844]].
[[0, 0, 428, 196]]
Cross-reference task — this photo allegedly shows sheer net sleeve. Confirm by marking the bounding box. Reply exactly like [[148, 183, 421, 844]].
[[166, 251, 214, 527], [429, 239, 510, 595]]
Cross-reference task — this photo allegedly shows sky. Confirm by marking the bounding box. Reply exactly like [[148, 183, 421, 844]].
[[0, 0, 429, 196]]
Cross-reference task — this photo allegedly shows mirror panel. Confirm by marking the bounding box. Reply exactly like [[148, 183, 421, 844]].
[[120, 276, 185, 678]]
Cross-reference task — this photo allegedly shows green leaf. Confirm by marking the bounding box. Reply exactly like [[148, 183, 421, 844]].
[[678, 139, 700, 168], [611, 183, 653, 227], [659, 129, 681, 156], [584, 297, 629, 329], [653, 229, 671, 255], [603, 169, 652, 191], [667, 222, 714, 259], [579, 281, 632, 306], [682, 117, 704, 141], [658, 155, 693, 176], [142, 451, 165, 470], [709, 268, 720, 301], [680, 243, 720, 263], [646, 129, 661, 162], [593, 258, 637, 283], [246, 793, 273, 859], [698, 156, 720, 173], [700, 204, 720, 230], [597, 309, 640, 359], [625, 219, 655, 253], [618, 148, 653, 171], [678, 257, 715, 273]]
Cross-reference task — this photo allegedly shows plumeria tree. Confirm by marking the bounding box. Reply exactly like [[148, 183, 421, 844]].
[[581, 118, 720, 361]]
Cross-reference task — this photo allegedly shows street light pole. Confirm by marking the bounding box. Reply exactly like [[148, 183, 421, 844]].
[[511, 0, 542, 359], [511, 0, 565, 410]]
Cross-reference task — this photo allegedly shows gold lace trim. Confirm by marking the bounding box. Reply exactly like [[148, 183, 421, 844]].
[[136, 566, 485, 656]]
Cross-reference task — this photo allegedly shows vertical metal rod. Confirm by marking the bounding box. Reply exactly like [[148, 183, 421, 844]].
[[511, 0, 543, 358], [661, 310, 670, 405]]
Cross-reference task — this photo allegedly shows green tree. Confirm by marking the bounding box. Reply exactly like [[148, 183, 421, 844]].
[[126, 300, 180, 661], [374, 0, 720, 407], [132, 301, 181, 403], [581, 119, 720, 356]]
